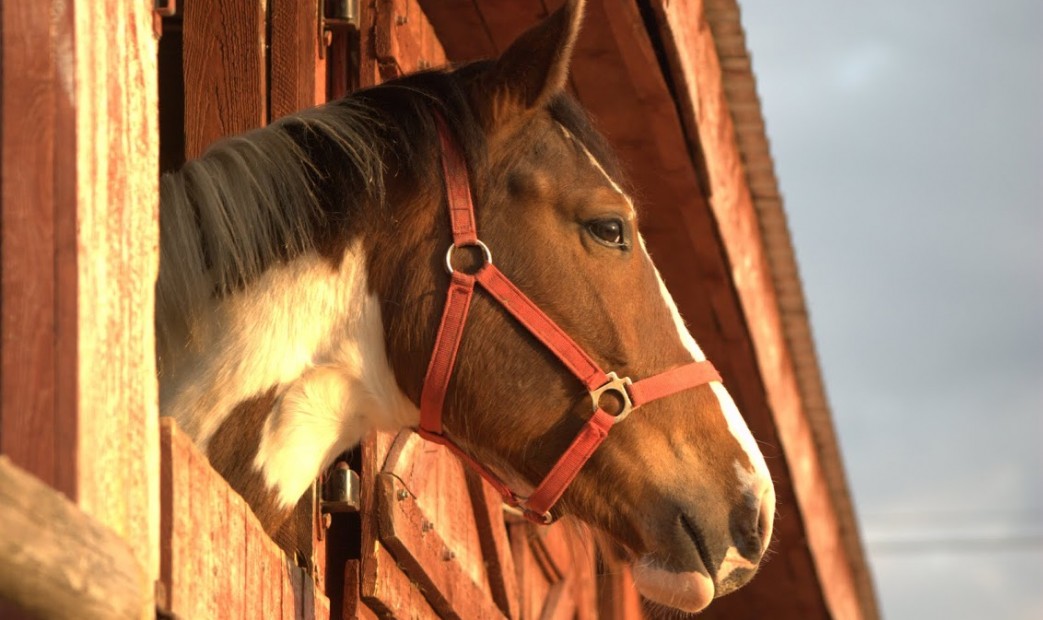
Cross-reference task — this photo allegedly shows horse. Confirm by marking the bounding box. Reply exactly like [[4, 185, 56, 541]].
[[156, 0, 775, 613]]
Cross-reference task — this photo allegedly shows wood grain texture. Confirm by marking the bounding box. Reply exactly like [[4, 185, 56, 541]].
[[160, 419, 329, 619], [381, 433, 491, 593], [508, 521, 553, 620], [596, 556, 643, 620], [361, 543, 441, 619], [467, 473, 521, 619], [183, 0, 267, 158], [1, 0, 160, 600], [78, 0, 161, 592], [1, 0, 78, 500], [0, 456, 149, 619], [375, 0, 448, 80], [375, 472, 506, 620], [271, 0, 326, 120]]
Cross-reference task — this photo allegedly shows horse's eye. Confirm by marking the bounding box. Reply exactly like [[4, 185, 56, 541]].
[[586, 218, 627, 248]]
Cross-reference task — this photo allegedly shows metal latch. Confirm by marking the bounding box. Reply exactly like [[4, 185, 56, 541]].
[[153, 0, 177, 38], [319, 0, 360, 59], [327, 0, 360, 27], [321, 461, 361, 513]]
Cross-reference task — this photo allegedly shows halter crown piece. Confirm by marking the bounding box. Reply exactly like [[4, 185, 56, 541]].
[[417, 113, 723, 524]]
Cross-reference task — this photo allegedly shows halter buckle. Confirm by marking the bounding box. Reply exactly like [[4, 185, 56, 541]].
[[590, 372, 633, 422], [445, 240, 493, 275]]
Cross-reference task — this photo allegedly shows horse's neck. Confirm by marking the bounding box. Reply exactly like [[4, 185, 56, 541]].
[[159, 220, 418, 535]]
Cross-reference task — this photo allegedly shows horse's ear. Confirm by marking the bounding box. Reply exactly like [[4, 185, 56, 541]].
[[485, 0, 585, 119]]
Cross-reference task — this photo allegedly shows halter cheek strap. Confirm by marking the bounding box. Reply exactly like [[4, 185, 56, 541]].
[[417, 114, 721, 524]]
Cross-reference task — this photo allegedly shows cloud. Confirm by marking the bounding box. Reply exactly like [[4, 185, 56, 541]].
[[830, 42, 895, 93]]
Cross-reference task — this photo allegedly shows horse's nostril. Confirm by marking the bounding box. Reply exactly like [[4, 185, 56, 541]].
[[729, 486, 775, 562]]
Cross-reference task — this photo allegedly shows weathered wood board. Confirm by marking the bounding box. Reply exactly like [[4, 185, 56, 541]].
[[160, 418, 330, 619]]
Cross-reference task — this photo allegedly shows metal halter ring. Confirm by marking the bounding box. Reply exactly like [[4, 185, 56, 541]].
[[444, 240, 493, 275], [589, 371, 634, 422]]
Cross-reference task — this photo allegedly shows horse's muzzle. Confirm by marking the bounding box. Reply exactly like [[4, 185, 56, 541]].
[[631, 477, 776, 611]]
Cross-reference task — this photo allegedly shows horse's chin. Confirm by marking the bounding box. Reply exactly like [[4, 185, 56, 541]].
[[631, 556, 715, 613]]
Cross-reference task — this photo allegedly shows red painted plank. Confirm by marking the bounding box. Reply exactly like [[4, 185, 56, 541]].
[[596, 557, 643, 620], [0, 0, 77, 499], [226, 489, 248, 619], [509, 521, 552, 620], [361, 543, 441, 619], [375, 473, 506, 619], [467, 474, 520, 619], [375, 0, 448, 80], [283, 558, 301, 619], [161, 419, 311, 618], [270, 0, 326, 119], [245, 501, 266, 619], [187, 440, 217, 619], [275, 535, 293, 618], [160, 420, 192, 615], [165, 421, 207, 618], [414, 0, 496, 61], [183, 0, 267, 158]]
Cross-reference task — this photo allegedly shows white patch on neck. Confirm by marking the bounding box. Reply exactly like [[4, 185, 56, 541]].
[[159, 241, 417, 508]]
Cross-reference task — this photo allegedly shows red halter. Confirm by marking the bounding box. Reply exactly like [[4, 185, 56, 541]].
[[417, 115, 722, 524]]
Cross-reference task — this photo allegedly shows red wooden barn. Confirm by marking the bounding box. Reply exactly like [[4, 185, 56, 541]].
[[0, 1, 878, 618]]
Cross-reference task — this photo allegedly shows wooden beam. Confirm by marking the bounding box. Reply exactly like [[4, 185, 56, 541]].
[[0, 0, 79, 499], [2, 0, 160, 598], [72, 0, 161, 586], [0, 456, 149, 619]]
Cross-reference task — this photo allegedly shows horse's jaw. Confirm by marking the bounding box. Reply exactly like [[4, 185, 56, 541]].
[[632, 557, 715, 613]]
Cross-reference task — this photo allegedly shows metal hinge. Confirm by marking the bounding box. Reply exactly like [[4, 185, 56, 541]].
[[319, 0, 360, 59], [321, 461, 361, 513], [152, 0, 177, 39]]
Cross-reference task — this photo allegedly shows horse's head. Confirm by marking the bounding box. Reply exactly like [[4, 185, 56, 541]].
[[368, 0, 775, 612]]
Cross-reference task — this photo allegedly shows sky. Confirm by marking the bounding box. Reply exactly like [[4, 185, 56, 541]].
[[738, 1, 1043, 618]]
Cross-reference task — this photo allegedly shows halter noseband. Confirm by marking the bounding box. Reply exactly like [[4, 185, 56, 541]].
[[417, 114, 722, 524]]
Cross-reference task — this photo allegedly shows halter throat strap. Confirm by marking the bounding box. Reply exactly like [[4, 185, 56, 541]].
[[417, 114, 721, 524]]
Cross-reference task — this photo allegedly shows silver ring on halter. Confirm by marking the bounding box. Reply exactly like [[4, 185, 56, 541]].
[[589, 371, 634, 422], [444, 240, 493, 275]]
